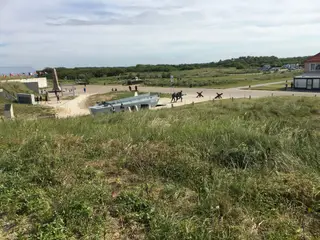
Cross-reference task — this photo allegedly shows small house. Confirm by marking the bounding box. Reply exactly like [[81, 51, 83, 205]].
[[293, 53, 320, 90]]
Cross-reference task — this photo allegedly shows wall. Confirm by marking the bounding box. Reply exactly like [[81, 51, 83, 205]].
[[304, 62, 320, 72], [0, 78, 48, 88], [24, 82, 40, 94]]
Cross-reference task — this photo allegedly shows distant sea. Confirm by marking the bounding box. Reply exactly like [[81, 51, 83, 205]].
[[0, 67, 36, 75]]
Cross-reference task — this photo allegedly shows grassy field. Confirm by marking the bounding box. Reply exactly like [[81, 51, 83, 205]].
[[0, 103, 55, 119], [51, 68, 303, 89], [86, 68, 302, 89], [0, 97, 319, 239], [251, 83, 290, 91]]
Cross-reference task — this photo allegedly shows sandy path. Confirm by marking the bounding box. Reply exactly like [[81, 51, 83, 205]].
[[54, 94, 93, 118], [48, 82, 320, 118]]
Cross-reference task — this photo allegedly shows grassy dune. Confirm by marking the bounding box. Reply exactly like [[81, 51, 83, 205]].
[[0, 82, 34, 95], [0, 97, 320, 239]]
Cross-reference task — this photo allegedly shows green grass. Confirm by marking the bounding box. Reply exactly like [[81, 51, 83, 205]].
[[251, 83, 290, 91], [83, 68, 302, 89], [0, 97, 320, 239], [0, 103, 55, 119]]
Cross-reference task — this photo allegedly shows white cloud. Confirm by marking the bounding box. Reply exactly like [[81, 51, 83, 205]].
[[0, 0, 320, 69]]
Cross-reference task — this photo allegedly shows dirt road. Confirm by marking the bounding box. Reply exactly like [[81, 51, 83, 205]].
[[52, 83, 319, 118], [51, 94, 93, 118]]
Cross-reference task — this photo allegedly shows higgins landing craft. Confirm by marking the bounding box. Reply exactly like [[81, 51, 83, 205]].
[[89, 93, 160, 115]]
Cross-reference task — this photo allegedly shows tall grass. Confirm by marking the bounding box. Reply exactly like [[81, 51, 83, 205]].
[[0, 97, 319, 239]]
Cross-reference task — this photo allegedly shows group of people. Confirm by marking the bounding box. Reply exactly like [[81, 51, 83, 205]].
[[129, 85, 138, 92], [35, 94, 48, 103], [171, 91, 184, 103]]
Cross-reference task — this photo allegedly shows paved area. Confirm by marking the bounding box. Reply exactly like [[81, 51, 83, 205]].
[[50, 83, 320, 118]]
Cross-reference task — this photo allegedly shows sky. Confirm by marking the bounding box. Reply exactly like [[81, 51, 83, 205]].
[[0, 0, 320, 69]]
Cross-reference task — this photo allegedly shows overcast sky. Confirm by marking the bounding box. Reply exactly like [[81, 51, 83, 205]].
[[0, 0, 319, 69]]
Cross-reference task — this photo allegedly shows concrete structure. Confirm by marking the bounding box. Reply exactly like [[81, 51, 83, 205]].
[[294, 53, 320, 90], [0, 77, 48, 93], [17, 93, 35, 105], [4, 104, 15, 119], [89, 93, 160, 116], [52, 68, 62, 92]]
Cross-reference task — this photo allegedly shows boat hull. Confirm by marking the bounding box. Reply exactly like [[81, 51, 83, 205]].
[[89, 93, 159, 116]]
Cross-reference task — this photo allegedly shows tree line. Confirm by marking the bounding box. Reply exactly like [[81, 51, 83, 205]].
[[38, 55, 309, 80]]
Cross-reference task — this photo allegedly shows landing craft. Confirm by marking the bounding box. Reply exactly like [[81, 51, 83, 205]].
[[89, 93, 160, 115]]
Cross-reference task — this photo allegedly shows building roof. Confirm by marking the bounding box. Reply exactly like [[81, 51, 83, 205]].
[[295, 72, 320, 78], [305, 53, 320, 63], [0, 67, 36, 75]]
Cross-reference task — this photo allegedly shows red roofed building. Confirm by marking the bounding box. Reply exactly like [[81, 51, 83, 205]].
[[304, 53, 320, 72], [294, 53, 320, 90]]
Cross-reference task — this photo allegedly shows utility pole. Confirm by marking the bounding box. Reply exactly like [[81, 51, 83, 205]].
[[170, 75, 174, 93]]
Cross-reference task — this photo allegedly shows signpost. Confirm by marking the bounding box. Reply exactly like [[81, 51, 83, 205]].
[[170, 75, 174, 93]]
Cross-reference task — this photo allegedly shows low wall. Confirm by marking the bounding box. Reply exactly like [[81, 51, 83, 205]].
[[0, 77, 48, 88]]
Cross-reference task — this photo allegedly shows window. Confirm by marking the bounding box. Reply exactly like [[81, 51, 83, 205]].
[[310, 64, 320, 71], [311, 64, 316, 71]]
